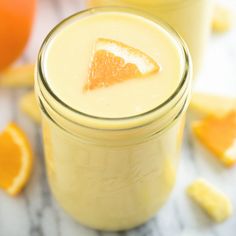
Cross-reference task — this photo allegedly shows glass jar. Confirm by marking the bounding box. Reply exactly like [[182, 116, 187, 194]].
[[87, 0, 214, 76], [35, 8, 192, 231]]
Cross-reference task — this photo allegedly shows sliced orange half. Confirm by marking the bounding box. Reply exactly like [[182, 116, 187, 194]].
[[0, 123, 33, 195], [84, 38, 160, 91], [192, 111, 236, 167]]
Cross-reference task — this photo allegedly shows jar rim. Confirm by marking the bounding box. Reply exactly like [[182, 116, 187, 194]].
[[36, 7, 191, 129]]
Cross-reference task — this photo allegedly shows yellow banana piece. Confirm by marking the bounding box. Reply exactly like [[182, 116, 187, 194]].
[[187, 179, 233, 222], [19, 91, 41, 123], [190, 92, 236, 117], [212, 5, 234, 33], [0, 64, 34, 88]]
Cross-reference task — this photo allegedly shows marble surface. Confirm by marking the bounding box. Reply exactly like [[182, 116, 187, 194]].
[[0, 0, 236, 235]]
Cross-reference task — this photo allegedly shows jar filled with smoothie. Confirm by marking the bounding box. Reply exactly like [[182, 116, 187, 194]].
[[87, 0, 214, 76], [35, 8, 192, 231]]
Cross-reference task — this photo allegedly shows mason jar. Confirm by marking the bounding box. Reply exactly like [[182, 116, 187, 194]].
[[35, 8, 192, 231], [87, 0, 214, 76]]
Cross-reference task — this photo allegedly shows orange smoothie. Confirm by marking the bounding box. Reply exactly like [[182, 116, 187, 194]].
[[35, 8, 192, 230]]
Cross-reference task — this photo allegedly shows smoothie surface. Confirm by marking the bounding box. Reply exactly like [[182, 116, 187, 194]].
[[43, 10, 184, 118]]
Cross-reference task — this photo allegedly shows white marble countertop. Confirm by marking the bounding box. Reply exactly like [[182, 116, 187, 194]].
[[0, 0, 236, 235]]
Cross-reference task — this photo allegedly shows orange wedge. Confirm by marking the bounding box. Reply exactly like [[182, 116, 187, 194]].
[[84, 38, 160, 91], [0, 123, 33, 195], [192, 111, 236, 167]]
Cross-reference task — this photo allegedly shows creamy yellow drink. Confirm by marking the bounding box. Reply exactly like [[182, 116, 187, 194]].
[[87, 0, 214, 76], [35, 8, 192, 230]]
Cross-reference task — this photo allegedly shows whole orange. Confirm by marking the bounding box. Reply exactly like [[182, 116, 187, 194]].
[[0, 0, 36, 71]]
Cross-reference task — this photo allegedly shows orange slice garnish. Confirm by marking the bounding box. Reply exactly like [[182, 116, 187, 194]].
[[84, 38, 160, 91], [0, 123, 33, 195], [192, 111, 236, 167]]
